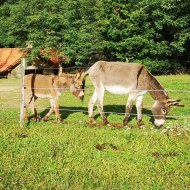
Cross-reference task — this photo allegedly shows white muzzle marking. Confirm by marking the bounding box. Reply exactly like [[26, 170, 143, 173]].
[[154, 119, 165, 127], [78, 90, 84, 98]]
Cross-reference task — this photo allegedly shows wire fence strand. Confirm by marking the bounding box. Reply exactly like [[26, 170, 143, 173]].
[[1, 85, 190, 93], [1, 71, 190, 122], [0, 104, 190, 120]]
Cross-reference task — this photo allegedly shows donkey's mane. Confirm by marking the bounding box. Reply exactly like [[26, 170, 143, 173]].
[[147, 72, 169, 100]]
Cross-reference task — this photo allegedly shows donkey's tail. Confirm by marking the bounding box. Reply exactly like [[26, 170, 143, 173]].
[[82, 70, 89, 91], [81, 70, 90, 102]]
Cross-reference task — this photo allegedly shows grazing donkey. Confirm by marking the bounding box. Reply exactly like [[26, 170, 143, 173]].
[[24, 71, 85, 123], [84, 61, 184, 128]]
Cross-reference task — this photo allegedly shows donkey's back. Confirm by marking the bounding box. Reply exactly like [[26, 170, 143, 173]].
[[86, 61, 148, 95], [25, 74, 62, 98]]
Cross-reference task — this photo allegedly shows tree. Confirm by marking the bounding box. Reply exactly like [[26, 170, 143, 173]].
[[98, 0, 190, 73], [0, 0, 190, 73], [100, 0, 152, 61], [0, 0, 104, 65]]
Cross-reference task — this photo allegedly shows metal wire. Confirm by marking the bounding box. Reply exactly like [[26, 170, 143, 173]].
[[1, 85, 190, 92], [0, 70, 189, 121], [0, 105, 189, 119]]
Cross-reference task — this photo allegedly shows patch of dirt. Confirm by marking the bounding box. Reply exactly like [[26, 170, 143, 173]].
[[152, 152, 178, 158], [95, 143, 118, 151]]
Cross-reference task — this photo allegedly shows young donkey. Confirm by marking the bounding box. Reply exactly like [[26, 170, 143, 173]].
[[24, 70, 85, 123], [84, 61, 184, 128]]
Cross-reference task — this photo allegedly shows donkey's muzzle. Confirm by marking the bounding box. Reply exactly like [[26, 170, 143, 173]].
[[154, 119, 165, 128], [78, 90, 84, 102]]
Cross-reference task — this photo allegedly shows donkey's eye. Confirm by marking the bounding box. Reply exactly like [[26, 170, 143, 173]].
[[75, 84, 81, 88], [162, 108, 166, 114]]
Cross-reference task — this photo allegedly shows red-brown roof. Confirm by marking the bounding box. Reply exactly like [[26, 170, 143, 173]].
[[0, 48, 23, 74], [0, 48, 65, 74], [39, 48, 66, 67], [40, 48, 60, 67]]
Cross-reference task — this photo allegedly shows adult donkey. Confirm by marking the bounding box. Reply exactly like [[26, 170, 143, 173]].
[[24, 70, 85, 123], [84, 61, 184, 128]]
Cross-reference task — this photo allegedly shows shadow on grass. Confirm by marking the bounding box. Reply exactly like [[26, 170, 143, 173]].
[[28, 104, 177, 126], [37, 105, 88, 121], [103, 104, 153, 125]]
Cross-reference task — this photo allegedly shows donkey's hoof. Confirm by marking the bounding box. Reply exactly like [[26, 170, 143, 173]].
[[36, 117, 41, 122], [89, 117, 96, 124], [43, 117, 48, 122], [124, 125, 131, 129], [123, 120, 128, 127], [103, 121, 110, 126], [123, 121, 129, 128], [56, 118, 62, 124], [139, 125, 146, 129], [90, 120, 96, 124], [138, 120, 145, 126], [106, 123, 111, 127]]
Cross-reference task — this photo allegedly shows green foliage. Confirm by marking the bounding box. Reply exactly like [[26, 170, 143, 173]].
[[0, 0, 190, 71], [135, 58, 184, 75]]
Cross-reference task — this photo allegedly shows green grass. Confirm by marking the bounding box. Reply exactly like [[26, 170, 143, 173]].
[[0, 75, 190, 189]]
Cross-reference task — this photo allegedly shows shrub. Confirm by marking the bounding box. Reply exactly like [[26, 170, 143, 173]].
[[134, 58, 184, 75]]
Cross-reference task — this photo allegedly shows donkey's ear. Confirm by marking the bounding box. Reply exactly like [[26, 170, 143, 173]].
[[79, 69, 86, 76], [74, 69, 86, 81], [166, 99, 185, 107], [74, 72, 81, 81], [77, 69, 85, 72]]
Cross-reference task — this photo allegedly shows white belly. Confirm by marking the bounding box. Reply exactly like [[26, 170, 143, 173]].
[[104, 85, 133, 95], [35, 91, 61, 98], [35, 93, 52, 98]]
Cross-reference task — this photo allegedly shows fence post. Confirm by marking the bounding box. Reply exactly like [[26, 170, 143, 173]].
[[19, 58, 26, 127]]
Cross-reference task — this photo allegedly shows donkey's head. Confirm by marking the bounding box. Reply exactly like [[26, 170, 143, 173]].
[[152, 99, 184, 127], [70, 69, 86, 101]]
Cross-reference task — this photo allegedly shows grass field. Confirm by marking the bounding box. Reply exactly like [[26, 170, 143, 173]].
[[0, 75, 190, 189]]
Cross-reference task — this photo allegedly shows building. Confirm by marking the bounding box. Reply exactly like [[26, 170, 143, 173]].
[[0, 48, 62, 78]]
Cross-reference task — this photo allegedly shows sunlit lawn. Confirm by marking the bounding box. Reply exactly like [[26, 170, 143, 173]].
[[0, 75, 190, 189]]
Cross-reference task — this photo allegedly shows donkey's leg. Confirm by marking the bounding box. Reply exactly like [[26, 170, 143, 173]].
[[123, 94, 135, 127], [30, 97, 40, 122], [44, 98, 61, 123], [96, 88, 109, 125], [53, 99, 61, 123], [43, 99, 54, 121], [136, 95, 145, 128], [88, 90, 98, 123]]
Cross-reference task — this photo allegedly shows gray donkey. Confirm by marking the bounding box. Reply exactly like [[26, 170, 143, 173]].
[[84, 61, 184, 128], [24, 70, 85, 123]]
